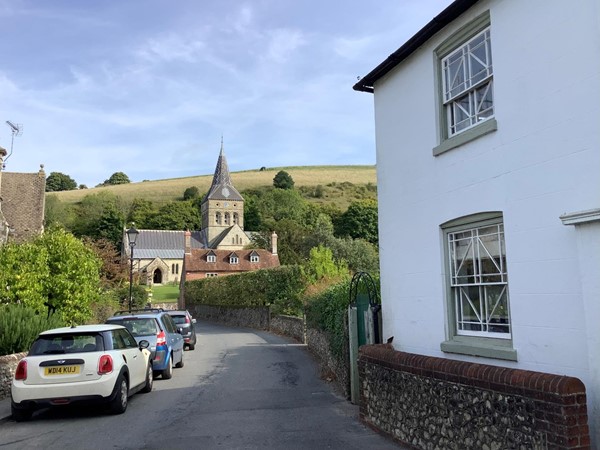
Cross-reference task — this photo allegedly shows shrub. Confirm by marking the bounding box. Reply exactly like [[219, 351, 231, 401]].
[[0, 304, 65, 355], [185, 266, 306, 316], [305, 280, 351, 360]]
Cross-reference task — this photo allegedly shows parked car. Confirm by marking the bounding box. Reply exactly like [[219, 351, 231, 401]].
[[166, 310, 197, 350], [106, 308, 184, 379], [11, 324, 153, 421]]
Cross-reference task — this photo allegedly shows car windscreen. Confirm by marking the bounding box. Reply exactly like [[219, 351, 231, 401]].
[[107, 318, 158, 337], [29, 333, 105, 355], [169, 315, 188, 325]]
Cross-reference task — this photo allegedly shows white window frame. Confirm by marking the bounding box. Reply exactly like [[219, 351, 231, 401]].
[[433, 11, 497, 157], [229, 256, 239, 264], [207, 254, 216, 263], [250, 255, 259, 263], [442, 27, 494, 137], [440, 212, 516, 361]]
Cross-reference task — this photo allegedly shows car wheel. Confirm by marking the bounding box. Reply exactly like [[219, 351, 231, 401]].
[[11, 404, 32, 422], [162, 355, 173, 379], [188, 343, 195, 351], [141, 362, 153, 393], [175, 352, 184, 368], [109, 374, 129, 414]]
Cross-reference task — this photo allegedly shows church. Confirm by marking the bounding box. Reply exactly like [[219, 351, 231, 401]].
[[124, 143, 280, 286]]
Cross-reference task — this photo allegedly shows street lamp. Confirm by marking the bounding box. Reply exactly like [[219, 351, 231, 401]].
[[126, 225, 139, 312]]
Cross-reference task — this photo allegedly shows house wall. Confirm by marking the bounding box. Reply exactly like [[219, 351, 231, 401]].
[[373, 0, 600, 443]]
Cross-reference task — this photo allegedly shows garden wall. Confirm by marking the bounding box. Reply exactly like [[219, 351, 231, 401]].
[[189, 304, 270, 330], [359, 344, 590, 450], [270, 315, 305, 343], [0, 352, 26, 400]]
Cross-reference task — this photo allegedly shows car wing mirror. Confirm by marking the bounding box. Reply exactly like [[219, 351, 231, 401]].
[[139, 340, 150, 350], [192, 319, 196, 324]]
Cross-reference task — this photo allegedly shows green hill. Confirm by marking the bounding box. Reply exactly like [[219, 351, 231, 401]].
[[49, 165, 377, 210]]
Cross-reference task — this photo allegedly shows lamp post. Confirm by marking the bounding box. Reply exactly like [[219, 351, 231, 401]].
[[126, 225, 139, 312]]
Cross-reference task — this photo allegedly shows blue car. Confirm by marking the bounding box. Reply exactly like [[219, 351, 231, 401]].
[[106, 309, 184, 379]]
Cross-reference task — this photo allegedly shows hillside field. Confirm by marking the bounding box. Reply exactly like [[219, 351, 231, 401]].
[[49, 165, 377, 209]]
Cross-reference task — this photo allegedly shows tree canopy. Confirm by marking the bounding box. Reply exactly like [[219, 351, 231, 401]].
[[273, 170, 294, 190], [46, 172, 77, 192], [102, 172, 131, 186]]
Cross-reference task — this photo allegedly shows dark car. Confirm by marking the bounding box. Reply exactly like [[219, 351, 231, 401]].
[[166, 310, 197, 350], [106, 309, 184, 379]]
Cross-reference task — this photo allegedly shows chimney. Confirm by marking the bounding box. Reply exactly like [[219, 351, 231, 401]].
[[184, 230, 192, 254], [271, 231, 278, 255]]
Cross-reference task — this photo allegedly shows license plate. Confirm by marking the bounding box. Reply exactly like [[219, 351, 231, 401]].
[[44, 365, 80, 376]]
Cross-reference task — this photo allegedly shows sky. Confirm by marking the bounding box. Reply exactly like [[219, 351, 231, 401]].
[[0, 0, 453, 187]]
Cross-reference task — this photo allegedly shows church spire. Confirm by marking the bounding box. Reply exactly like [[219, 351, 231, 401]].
[[203, 139, 243, 202]]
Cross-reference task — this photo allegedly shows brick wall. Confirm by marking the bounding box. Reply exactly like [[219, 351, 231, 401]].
[[0, 353, 27, 400], [359, 344, 590, 449]]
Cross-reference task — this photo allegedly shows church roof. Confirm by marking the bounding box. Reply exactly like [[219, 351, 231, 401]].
[[202, 142, 243, 202], [126, 229, 204, 259]]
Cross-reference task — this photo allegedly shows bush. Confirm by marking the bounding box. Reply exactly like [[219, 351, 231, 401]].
[[305, 280, 351, 360], [185, 266, 306, 316], [0, 304, 65, 355], [113, 284, 149, 311]]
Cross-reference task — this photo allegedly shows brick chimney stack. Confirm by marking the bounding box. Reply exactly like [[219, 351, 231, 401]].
[[184, 230, 191, 254], [271, 231, 278, 255]]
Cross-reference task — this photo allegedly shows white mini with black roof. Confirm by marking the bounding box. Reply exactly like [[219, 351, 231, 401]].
[[11, 324, 153, 421]]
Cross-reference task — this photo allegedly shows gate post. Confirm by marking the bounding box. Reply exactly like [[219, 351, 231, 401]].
[[348, 306, 359, 404]]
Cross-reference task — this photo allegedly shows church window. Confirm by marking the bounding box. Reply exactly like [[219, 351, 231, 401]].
[[216, 212, 221, 225]]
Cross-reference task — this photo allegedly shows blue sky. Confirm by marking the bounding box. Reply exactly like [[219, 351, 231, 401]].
[[0, 0, 452, 187]]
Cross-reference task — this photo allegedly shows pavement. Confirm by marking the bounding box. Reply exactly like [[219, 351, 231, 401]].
[[0, 396, 10, 421]]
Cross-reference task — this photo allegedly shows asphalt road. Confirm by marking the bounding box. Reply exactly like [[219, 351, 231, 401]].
[[0, 320, 401, 450]]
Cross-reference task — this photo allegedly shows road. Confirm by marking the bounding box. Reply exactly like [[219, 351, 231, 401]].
[[0, 320, 400, 450]]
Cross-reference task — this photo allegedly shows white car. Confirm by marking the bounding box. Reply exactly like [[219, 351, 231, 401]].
[[11, 324, 153, 421]]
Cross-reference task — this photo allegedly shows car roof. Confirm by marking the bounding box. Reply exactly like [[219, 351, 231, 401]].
[[166, 310, 189, 315], [39, 324, 125, 335]]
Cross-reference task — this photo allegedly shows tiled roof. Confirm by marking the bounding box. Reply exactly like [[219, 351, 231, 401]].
[[185, 248, 279, 273], [135, 249, 184, 259], [2, 170, 46, 242]]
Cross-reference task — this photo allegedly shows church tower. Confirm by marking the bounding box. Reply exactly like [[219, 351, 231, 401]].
[[201, 141, 246, 249]]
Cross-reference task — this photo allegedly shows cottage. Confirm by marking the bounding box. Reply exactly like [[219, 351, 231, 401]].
[[355, 0, 599, 445]]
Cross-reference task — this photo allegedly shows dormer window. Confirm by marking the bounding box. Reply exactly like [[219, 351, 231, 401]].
[[250, 251, 259, 263], [229, 253, 239, 264], [207, 251, 216, 263]]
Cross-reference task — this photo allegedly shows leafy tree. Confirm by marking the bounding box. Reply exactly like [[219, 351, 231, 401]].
[[259, 188, 306, 223], [127, 198, 158, 229], [46, 172, 77, 192], [103, 172, 131, 186], [183, 186, 200, 200], [36, 228, 102, 324], [243, 196, 262, 231], [334, 199, 379, 245], [273, 170, 294, 190], [71, 192, 125, 246], [44, 195, 77, 229], [148, 200, 201, 230], [78, 184, 88, 189], [82, 237, 128, 289], [303, 245, 348, 284], [0, 241, 49, 311], [0, 228, 102, 324]]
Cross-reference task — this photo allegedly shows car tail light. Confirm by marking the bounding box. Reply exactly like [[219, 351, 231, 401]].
[[98, 355, 113, 374], [185, 316, 190, 324], [14, 360, 27, 380], [156, 330, 166, 346]]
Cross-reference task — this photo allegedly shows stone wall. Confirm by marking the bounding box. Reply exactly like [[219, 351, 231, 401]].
[[0, 352, 27, 400], [307, 327, 351, 399], [189, 304, 270, 330], [359, 344, 590, 450], [270, 315, 305, 343]]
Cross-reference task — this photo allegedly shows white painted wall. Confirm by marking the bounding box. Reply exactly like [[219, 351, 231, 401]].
[[372, 0, 600, 442]]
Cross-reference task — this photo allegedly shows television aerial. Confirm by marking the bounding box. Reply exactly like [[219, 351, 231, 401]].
[[4, 120, 23, 167]]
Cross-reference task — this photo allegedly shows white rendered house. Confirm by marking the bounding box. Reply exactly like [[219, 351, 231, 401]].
[[355, 0, 600, 443]]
